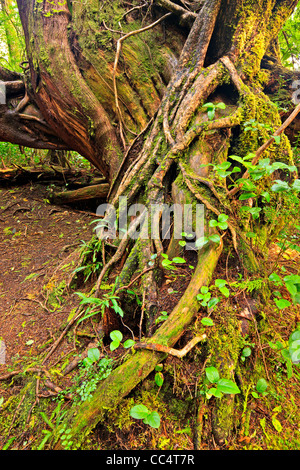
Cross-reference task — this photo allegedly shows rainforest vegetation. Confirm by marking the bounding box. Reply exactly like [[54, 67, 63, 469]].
[[0, 0, 300, 451]]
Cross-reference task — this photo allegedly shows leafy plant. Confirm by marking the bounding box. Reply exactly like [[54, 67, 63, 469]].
[[197, 286, 219, 309], [130, 404, 161, 428], [240, 346, 252, 362], [209, 214, 229, 230], [160, 253, 186, 270], [75, 350, 113, 402], [154, 364, 164, 387], [155, 311, 169, 325], [202, 101, 226, 120], [269, 327, 300, 378], [268, 272, 300, 310], [203, 366, 241, 399], [251, 378, 268, 398], [76, 287, 124, 324], [201, 317, 214, 327], [109, 330, 135, 351]]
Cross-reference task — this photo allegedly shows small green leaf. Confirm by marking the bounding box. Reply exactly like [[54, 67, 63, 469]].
[[144, 411, 160, 428], [218, 214, 229, 223], [261, 191, 270, 202], [216, 378, 241, 394], [130, 404, 149, 420], [256, 378, 268, 393], [207, 297, 219, 309], [110, 330, 123, 342], [241, 347, 252, 358], [155, 372, 164, 387], [215, 279, 227, 288], [201, 317, 214, 326], [220, 286, 230, 297], [271, 180, 291, 193], [215, 102, 226, 110], [195, 236, 209, 249], [172, 257, 186, 264], [209, 234, 221, 244], [239, 192, 257, 201], [272, 416, 282, 432], [209, 219, 218, 227], [87, 347, 100, 363], [207, 109, 215, 120], [123, 339, 135, 349], [274, 298, 291, 309], [205, 366, 220, 383], [292, 179, 300, 192], [202, 102, 215, 110], [110, 340, 120, 351]]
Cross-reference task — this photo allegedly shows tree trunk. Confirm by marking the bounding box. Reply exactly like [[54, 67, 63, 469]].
[[1, 0, 300, 450]]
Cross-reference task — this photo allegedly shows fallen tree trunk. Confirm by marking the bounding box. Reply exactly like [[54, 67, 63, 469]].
[[0, 165, 103, 187], [51, 183, 109, 204]]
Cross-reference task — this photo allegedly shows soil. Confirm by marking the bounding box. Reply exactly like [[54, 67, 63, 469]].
[[0, 182, 95, 371]]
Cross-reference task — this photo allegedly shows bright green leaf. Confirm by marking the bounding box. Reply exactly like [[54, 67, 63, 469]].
[[216, 379, 241, 394], [205, 366, 220, 383]]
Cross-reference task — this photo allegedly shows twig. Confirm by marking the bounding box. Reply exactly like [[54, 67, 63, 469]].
[[134, 334, 207, 358], [42, 308, 85, 365]]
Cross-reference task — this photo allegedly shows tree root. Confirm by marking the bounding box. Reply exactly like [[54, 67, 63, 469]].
[[54, 241, 223, 448], [134, 334, 206, 358]]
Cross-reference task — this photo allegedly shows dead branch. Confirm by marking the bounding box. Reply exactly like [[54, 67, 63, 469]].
[[134, 334, 206, 358]]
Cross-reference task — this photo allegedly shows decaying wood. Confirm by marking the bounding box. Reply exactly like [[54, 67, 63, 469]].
[[52, 183, 109, 204]]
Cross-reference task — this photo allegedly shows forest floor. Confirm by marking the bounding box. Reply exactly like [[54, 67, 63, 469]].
[[0, 179, 300, 451]]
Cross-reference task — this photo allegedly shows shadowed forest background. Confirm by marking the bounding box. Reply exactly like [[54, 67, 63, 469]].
[[0, 0, 300, 451]]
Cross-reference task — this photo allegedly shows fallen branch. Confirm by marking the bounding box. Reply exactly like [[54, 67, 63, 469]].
[[52, 183, 109, 204], [134, 334, 207, 358]]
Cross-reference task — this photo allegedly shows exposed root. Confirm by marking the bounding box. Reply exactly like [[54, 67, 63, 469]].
[[54, 241, 223, 447], [134, 333, 206, 358]]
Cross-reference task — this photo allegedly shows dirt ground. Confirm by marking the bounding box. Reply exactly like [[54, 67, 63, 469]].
[[0, 183, 95, 371]]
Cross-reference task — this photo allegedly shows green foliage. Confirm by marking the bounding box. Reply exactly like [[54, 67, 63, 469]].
[[74, 350, 113, 402], [74, 237, 104, 282], [269, 327, 300, 378], [201, 366, 241, 399], [109, 330, 135, 351], [130, 404, 161, 428], [0, 0, 25, 70], [76, 286, 124, 324], [279, 5, 300, 68], [268, 271, 300, 310], [160, 253, 186, 270], [202, 102, 226, 120]]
